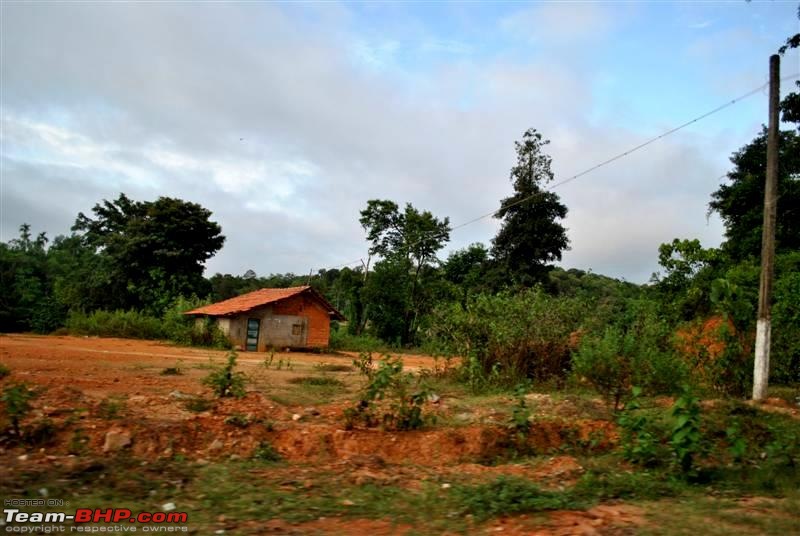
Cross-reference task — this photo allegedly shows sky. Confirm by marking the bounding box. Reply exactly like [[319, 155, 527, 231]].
[[1, 1, 799, 283]]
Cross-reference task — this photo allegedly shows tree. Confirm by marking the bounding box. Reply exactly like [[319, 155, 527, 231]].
[[492, 129, 569, 285], [359, 200, 451, 344], [708, 128, 800, 261], [73, 194, 225, 313]]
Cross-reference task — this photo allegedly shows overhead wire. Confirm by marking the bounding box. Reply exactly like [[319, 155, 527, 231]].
[[315, 72, 800, 274]]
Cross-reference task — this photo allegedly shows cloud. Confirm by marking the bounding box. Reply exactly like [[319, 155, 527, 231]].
[[500, 3, 615, 45], [0, 2, 779, 283]]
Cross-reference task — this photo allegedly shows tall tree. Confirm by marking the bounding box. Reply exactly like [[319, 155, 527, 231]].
[[492, 129, 569, 285], [359, 200, 450, 343], [708, 127, 800, 261], [73, 194, 225, 313]]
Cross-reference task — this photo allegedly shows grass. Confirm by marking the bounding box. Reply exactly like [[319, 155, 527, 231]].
[[183, 397, 214, 412], [313, 363, 353, 373], [287, 376, 345, 387]]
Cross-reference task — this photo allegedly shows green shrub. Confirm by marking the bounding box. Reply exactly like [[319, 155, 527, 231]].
[[202, 352, 247, 398], [345, 353, 431, 431], [617, 386, 662, 466], [328, 331, 392, 353], [1, 382, 38, 439], [670, 386, 703, 475], [0, 363, 9, 379], [508, 382, 532, 453], [66, 309, 165, 339], [428, 289, 587, 388], [160, 367, 182, 376], [572, 302, 685, 408]]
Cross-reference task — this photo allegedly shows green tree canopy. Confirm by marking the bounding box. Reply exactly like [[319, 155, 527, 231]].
[[491, 128, 569, 285], [73, 193, 225, 313]]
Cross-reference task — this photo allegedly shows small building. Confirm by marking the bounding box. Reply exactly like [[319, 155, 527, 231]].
[[184, 286, 345, 351]]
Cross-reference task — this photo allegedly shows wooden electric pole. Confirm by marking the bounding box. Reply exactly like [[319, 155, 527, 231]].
[[753, 54, 780, 401]]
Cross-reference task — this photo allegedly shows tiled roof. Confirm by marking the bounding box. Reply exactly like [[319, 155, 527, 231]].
[[184, 286, 345, 319]]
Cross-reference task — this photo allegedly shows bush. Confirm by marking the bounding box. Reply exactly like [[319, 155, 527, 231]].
[[572, 301, 685, 407], [0, 364, 9, 379], [345, 353, 431, 431], [202, 352, 247, 398], [328, 330, 392, 353], [1, 382, 38, 439], [428, 288, 587, 388], [66, 309, 165, 339], [64, 295, 231, 349]]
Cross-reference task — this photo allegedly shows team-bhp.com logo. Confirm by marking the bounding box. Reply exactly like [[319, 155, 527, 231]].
[[4, 508, 188, 532]]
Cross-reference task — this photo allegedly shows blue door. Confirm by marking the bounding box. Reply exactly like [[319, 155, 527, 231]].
[[246, 318, 260, 351]]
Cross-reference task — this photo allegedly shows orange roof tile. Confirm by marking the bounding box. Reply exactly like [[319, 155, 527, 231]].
[[184, 286, 345, 320]]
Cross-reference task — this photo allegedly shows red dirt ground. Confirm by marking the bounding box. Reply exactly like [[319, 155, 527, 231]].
[[1, 334, 639, 535]]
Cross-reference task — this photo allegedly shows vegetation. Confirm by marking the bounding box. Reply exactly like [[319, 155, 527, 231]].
[[202, 352, 247, 398]]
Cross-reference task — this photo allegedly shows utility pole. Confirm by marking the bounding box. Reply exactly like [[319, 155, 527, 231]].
[[753, 54, 780, 401]]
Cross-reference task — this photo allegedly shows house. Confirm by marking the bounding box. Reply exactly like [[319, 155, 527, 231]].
[[184, 286, 345, 351]]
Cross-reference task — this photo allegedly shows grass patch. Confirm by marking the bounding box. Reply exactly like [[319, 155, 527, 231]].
[[160, 367, 183, 376], [453, 477, 582, 520], [183, 398, 214, 412], [313, 363, 353, 373], [95, 397, 127, 420], [287, 376, 345, 388]]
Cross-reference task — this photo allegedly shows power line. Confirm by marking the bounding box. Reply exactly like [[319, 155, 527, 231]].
[[319, 72, 800, 273]]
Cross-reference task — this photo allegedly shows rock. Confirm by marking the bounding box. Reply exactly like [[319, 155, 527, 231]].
[[17, 454, 28, 461], [163, 447, 173, 457], [102, 429, 132, 452], [428, 393, 441, 404], [340, 499, 355, 506], [455, 412, 472, 422], [303, 407, 320, 417], [441, 483, 451, 489], [169, 390, 193, 400], [162, 502, 176, 512], [38, 488, 48, 497], [196, 459, 209, 466], [229, 454, 241, 461], [292, 414, 302, 421], [209, 439, 224, 452]]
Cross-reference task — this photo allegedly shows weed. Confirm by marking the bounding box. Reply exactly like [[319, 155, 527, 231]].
[[263, 349, 275, 369], [0, 363, 9, 379], [670, 385, 703, 475], [224, 414, 251, 428], [96, 397, 127, 420], [183, 398, 214, 412], [68, 428, 90, 455], [313, 363, 352, 373], [202, 351, 247, 398], [287, 376, 345, 388], [507, 382, 532, 454], [160, 366, 183, 376], [346, 354, 432, 431], [617, 386, 661, 466], [453, 477, 578, 521], [252, 441, 282, 462], [1, 382, 38, 439]]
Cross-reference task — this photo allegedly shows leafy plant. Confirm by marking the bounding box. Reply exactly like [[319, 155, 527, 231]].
[[252, 441, 282, 462], [725, 422, 748, 462], [202, 351, 247, 398], [0, 363, 10, 379], [617, 386, 660, 466], [670, 386, 703, 475], [1, 382, 38, 439], [224, 413, 251, 428], [160, 366, 182, 376], [183, 397, 214, 412], [345, 353, 431, 431], [508, 382, 532, 453], [96, 397, 127, 420]]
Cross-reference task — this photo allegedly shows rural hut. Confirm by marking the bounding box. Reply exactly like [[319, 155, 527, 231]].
[[184, 286, 345, 351]]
